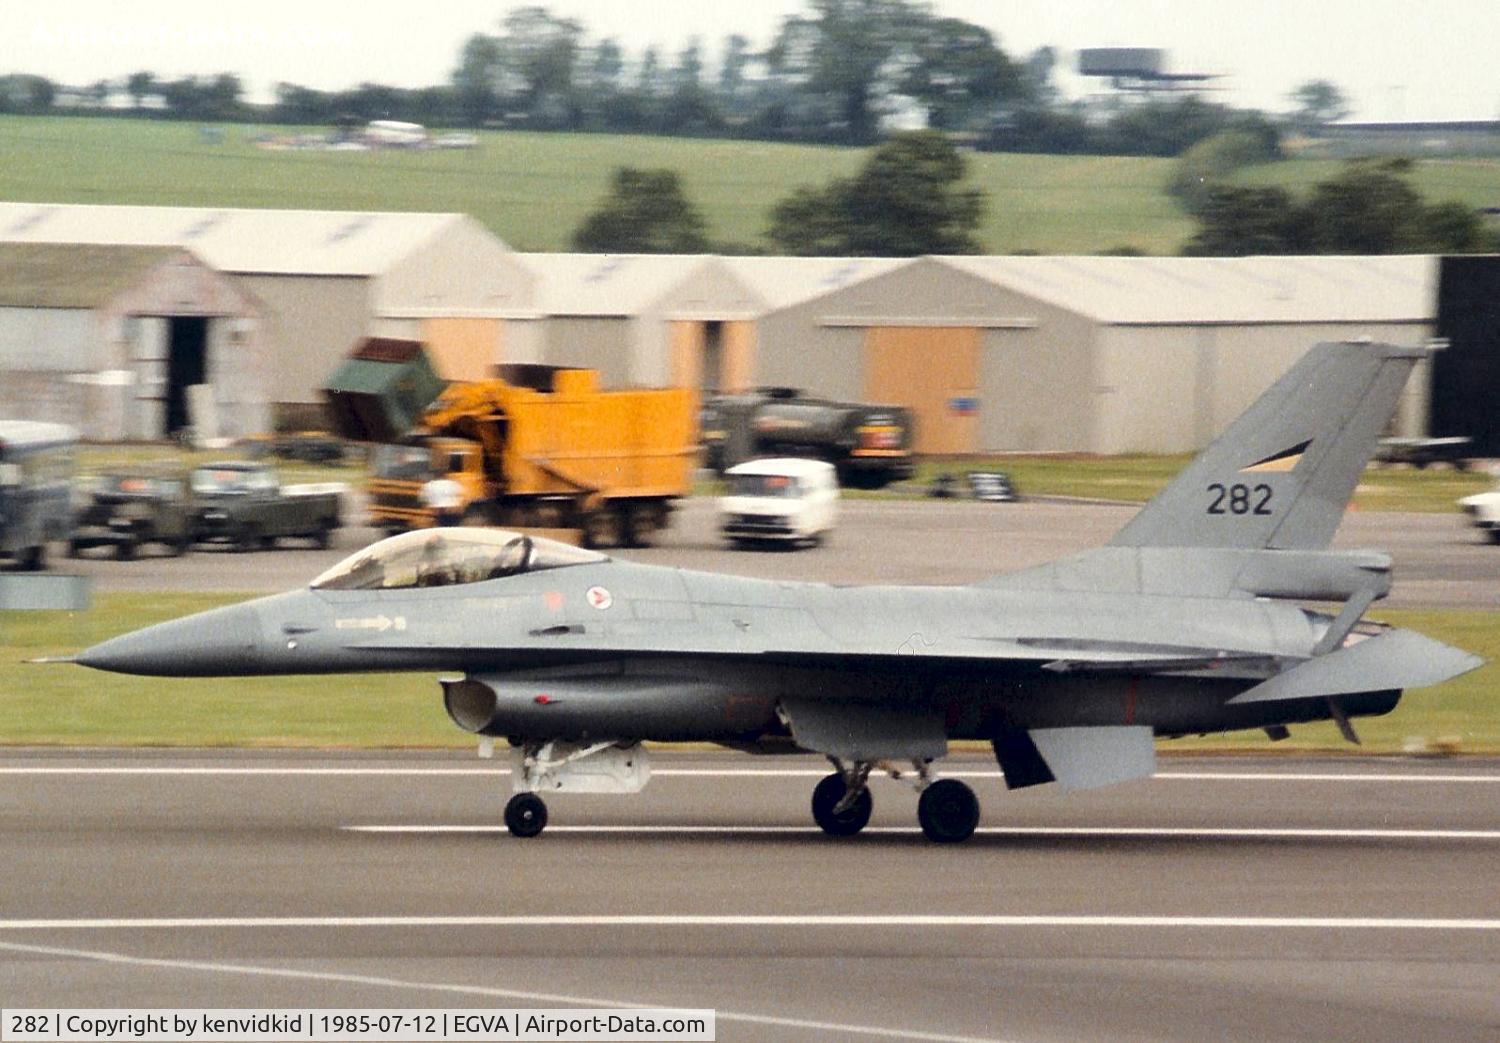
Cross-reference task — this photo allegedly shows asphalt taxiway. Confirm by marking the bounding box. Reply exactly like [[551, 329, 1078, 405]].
[[56, 497, 1500, 610], [2, 749, 1498, 1042]]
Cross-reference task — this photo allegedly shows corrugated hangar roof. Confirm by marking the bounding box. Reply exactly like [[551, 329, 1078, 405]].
[[519, 253, 713, 316], [719, 255, 910, 311], [0, 242, 193, 308], [936, 254, 1436, 325], [0, 203, 486, 277]]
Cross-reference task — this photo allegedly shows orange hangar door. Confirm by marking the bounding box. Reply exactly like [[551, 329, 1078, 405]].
[[862, 326, 979, 455]]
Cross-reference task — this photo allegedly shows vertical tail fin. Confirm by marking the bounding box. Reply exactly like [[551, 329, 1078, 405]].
[[1109, 342, 1426, 551]]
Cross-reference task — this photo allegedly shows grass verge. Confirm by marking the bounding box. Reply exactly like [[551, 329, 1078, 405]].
[[2, 595, 1495, 753]]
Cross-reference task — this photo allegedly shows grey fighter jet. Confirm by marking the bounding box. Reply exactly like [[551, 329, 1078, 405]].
[[65, 342, 1481, 842]]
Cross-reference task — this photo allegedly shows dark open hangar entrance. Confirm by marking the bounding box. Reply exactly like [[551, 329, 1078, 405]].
[[1431, 256, 1500, 455], [130, 313, 216, 438], [165, 315, 209, 435]]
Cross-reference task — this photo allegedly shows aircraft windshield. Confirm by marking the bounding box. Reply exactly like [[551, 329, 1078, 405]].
[[310, 528, 606, 591]]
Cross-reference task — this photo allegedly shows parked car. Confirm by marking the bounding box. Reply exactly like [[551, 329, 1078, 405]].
[[720, 458, 838, 548], [189, 461, 344, 551], [69, 468, 192, 559], [0, 421, 75, 570]]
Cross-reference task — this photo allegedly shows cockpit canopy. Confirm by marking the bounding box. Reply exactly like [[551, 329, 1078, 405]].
[[310, 528, 606, 591]]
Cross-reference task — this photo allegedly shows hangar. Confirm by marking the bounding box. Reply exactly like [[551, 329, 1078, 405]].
[[750, 254, 1437, 454], [0, 242, 265, 440], [510, 254, 903, 397], [0, 203, 532, 429]]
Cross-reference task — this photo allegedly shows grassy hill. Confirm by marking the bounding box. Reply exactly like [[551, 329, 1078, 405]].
[[2, 115, 1498, 254]]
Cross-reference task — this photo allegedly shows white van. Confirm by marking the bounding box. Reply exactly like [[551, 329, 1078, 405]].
[[720, 458, 838, 548]]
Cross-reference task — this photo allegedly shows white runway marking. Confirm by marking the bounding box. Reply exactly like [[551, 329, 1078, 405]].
[[343, 824, 1500, 840], [0, 940, 1008, 1043], [3, 765, 1499, 782], [3, 915, 1500, 931]]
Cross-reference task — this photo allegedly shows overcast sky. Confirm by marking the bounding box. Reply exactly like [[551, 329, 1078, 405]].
[[7, 0, 1498, 121]]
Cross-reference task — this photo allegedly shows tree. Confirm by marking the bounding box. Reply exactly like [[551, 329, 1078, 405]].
[[452, 33, 503, 126], [719, 34, 752, 113], [125, 72, 156, 110], [897, 16, 1021, 133], [767, 130, 985, 255], [767, 0, 924, 143], [572, 167, 711, 253], [1289, 79, 1350, 133], [1167, 129, 1284, 215], [495, 6, 584, 127], [1183, 158, 1489, 256], [1181, 185, 1304, 256]]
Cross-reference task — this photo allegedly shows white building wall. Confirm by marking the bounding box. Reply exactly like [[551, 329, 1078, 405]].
[[1095, 321, 1436, 453]]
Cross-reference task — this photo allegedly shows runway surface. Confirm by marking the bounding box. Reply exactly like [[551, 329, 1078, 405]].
[[57, 496, 1500, 610], [2, 749, 1498, 1042]]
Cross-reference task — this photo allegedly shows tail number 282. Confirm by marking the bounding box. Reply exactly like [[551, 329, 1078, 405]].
[[1207, 482, 1273, 516]]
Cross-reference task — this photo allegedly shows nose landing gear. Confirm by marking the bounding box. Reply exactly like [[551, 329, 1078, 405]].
[[504, 792, 547, 838]]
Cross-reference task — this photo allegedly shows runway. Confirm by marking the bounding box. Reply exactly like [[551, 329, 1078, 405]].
[[2, 749, 1498, 1042], [57, 496, 1500, 610]]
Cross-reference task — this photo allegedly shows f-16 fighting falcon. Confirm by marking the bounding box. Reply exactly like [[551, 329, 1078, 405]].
[[63, 342, 1481, 841]]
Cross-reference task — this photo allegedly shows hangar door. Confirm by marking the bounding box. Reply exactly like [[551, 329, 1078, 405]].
[[863, 326, 979, 454], [670, 320, 754, 394], [420, 317, 502, 382]]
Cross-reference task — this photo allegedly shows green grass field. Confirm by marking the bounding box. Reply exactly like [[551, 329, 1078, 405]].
[[2, 594, 1496, 753], [4, 116, 1498, 254]]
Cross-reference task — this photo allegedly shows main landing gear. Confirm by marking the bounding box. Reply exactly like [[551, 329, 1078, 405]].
[[812, 757, 981, 843]]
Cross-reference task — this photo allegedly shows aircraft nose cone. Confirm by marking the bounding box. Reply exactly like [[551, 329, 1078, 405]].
[[76, 602, 264, 677]]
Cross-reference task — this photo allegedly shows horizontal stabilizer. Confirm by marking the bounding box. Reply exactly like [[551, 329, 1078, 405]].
[[995, 726, 1156, 792], [1228, 629, 1481, 705], [780, 699, 948, 761]]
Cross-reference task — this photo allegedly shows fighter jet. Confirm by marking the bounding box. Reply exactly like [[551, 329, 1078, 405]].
[[64, 342, 1480, 842]]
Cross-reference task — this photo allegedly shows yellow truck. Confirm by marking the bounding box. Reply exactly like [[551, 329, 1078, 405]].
[[324, 343, 696, 547]]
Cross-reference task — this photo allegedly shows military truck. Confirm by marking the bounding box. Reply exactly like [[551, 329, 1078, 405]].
[[701, 388, 914, 489], [323, 341, 696, 548], [69, 468, 193, 559], [189, 461, 344, 552]]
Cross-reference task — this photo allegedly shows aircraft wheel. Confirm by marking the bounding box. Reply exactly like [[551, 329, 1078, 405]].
[[811, 773, 872, 837], [917, 779, 980, 844], [504, 793, 548, 838]]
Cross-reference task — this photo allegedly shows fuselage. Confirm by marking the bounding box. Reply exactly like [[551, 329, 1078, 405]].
[[74, 556, 1401, 745]]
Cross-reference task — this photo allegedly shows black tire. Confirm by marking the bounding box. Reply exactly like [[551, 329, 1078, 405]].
[[504, 793, 548, 838], [235, 525, 259, 553], [917, 779, 980, 844], [115, 539, 137, 561], [1487, 530, 1500, 546], [66, 539, 82, 559], [168, 536, 189, 557], [621, 504, 657, 548], [17, 543, 45, 572], [811, 773, 872, 837], [580, 508, 619, 550], [313, 523, 333, 550]]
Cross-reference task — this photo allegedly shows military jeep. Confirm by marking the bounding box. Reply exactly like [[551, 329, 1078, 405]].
[[69, 469, 192, 559]]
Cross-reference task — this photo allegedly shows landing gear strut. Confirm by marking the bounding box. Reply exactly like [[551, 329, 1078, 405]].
[[811, 761, 874, 836]]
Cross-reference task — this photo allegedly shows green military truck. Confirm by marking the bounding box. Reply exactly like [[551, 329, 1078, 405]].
[[69, 468, 193, 559], [189, 461, 344, 552]]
